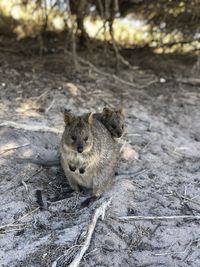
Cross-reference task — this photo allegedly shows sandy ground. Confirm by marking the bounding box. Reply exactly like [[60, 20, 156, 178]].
[[0, 39, 200, 267]]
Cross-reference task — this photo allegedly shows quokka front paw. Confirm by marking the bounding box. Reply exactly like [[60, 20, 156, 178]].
[[69, 165, 76, 172]]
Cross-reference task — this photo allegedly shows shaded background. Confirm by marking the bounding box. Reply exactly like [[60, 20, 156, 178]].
[[1, 1, 200, 267], [0, 0, 200, 55]]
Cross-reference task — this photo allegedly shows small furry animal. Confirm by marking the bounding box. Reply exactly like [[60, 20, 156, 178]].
[[94, 107, 125, 138], [60, 110, 119, 196], [16, 107, 124, 195]]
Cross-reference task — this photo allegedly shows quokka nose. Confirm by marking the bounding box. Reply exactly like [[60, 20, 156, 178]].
[[77, 146, 83, 153], [117, 131, 122, 137]]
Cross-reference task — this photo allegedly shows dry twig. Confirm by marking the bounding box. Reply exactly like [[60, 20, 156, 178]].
[[18, 207, 40, 222], [176, 78, 200, 86], [0, 143, 30, 155], [52, 198, 111, 267], [45, 99, 56, 113], [21, 180, 29, 193], [68, 198, 111, 267], [0, 121, 62, 134], [65, 50, 157, 89], [172, 191, 200, 207], [155, 238, 200, 256], [119, 215, 200, 221], [0, 223, 26, 230], [0, 207, 40, 231]]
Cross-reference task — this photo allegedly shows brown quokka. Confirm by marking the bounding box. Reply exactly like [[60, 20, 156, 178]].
[[16, 107, 124, 185], [60, 110, 119, 197], [94, 107, 125, 138]]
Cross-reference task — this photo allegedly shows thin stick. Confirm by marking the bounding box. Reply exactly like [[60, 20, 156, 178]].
[[176, 78, 200, 86], [18, 207, 40, 222], [51, 199, 111, 267], [21, 180, 34, 203], [119, 215, 200, 221], [0, 223, 26, 230], [23, 167, 43, 182], [119, 140, 127, 153], [68, 198, 111, 267], [45, 99, 56, 113], [21, 180, 29, 193], [173, 191, 200, 207], [0, 143, 30, 155], [65, 50, 157, 89], [52, 245, 82, 267], [0, 207, 40, 231], [155, 238, 200, 256], [0, 121, 62, 134], [118, 169, 147, 177], [32, 89, 49, 102], [0, 228, 25, 234]]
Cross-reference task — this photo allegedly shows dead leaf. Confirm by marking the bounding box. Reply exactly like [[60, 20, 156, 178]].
[[63, 83, 79, 96], [121, 144, 139, 161]]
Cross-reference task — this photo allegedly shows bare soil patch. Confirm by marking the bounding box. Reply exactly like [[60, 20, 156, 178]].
[[0, 38, 200, 267]]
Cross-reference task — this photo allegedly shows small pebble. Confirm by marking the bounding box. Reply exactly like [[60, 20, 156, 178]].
[[160, 77, 166, 83]]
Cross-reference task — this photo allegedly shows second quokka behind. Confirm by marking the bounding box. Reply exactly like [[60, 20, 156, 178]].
[[60, 110, 120, 197]]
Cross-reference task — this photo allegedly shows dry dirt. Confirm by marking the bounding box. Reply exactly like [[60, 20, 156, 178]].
[[0, 38, 200, 267]]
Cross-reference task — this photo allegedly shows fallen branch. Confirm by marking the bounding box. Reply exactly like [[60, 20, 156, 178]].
[[69, 198, 111, 267], [0, 223, 26, 230], [65, 50, 158, 89], [176, 78, 200, 86], [52, 198, 111, 267], [0, 143, 30, 155], [0, 121, 62, 134], [119, 215, 200, 221], [155, 238, 200, 256]]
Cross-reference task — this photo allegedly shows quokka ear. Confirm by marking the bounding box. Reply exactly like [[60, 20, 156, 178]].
[[85, 112, 93, 125], [117, 107, 125, 116], [103, 107, 112, 117], [64, 109, 74, 126]]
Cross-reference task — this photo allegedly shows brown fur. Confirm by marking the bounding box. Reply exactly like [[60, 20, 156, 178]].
[[60, 111, 119, 196], [94, 107, 125, 138]]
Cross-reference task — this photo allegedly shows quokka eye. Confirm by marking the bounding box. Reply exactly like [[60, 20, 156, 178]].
[[112, 124, 116, 129], [84, 136, 88, 142], [121, 124, 124, 129], [71, 135, 76, 141]]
